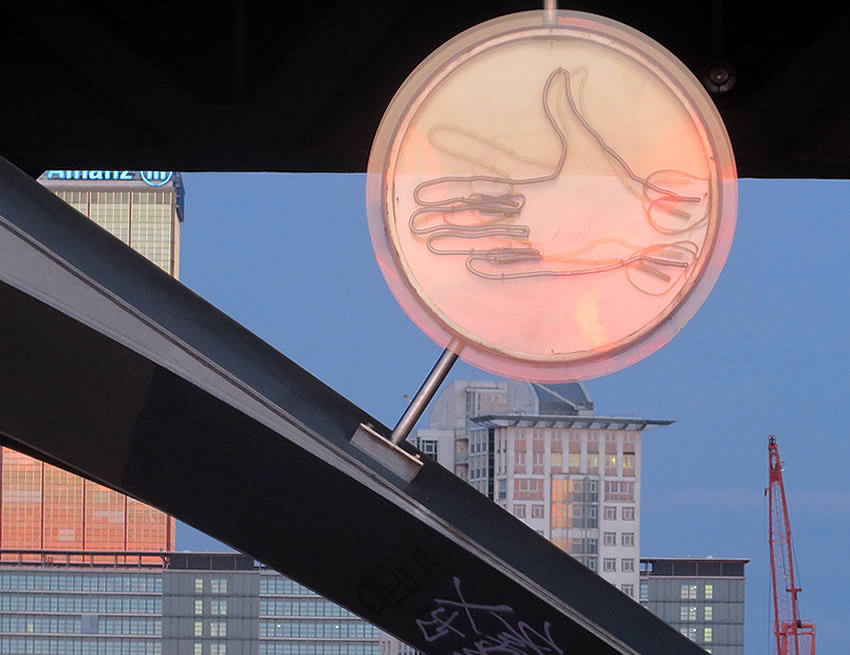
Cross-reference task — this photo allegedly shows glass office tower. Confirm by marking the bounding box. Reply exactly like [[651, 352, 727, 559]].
[[40, 169, 182, 276], [0, 170, 183, 558]]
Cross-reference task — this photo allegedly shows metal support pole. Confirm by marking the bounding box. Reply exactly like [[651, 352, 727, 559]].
[[390, 339, 461, 445], [544, 0, 557, 26]]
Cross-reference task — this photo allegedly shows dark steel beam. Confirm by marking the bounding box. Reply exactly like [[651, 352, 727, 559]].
[[2, 1, 850, 178], [0, 154, 718, 654]]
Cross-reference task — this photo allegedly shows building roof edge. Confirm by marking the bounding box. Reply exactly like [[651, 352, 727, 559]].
[[471, 414, 675, 430]]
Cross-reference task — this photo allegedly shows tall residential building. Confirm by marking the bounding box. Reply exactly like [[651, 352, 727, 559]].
[[639, 557, 748, 655], [0, 549, 381, 655], [415, 380, 671, 597], [0, 170, 183, 557]]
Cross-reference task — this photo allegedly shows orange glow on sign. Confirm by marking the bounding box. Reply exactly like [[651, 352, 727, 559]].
[[367, 10, 736, 381]]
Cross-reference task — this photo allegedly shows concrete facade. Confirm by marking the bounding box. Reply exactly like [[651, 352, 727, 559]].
[[415, 380, 670, 599]]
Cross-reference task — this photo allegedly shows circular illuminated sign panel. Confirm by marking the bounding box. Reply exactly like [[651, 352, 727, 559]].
[[367, 11, 737, 382]]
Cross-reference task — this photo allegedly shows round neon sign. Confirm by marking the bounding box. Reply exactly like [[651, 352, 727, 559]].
[[367, 11, 737, 381]]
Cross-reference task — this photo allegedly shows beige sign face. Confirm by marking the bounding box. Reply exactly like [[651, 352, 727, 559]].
[[367, 11, 737, 381]]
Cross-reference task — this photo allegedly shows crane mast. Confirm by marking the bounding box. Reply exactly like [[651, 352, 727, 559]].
[[767, 435, 816, 655]]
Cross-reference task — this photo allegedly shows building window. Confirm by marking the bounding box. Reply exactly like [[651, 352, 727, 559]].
[[704, 583, 713, 600], [621, 558, 634, 572], [498, 478, 507, 500], [552, 503, 567, 528], [533, 451, 544, 467], [194, 600, 203, 615], [211, 579, 227, 594], [622, 506, 635, 521], [604, 506, 617, 520], [587, 453, 599, 470], [515, 478, 543, 500], [704, 628, 713, 643], [210, 621, 227, 637], [604, 480, 634, 501], [194, 621, 203, 636], [681, 627, 697, 641], [419, 439, 438, 460], [621, 584, 634, 597], [194, 578, 204, 593], [622, 532, 635, 547], [531, 504, 545, 519], [551, 452, 563, 468], [211, 645, 227, 655], [603, 558, 616, 572], [605, 454, 617, 473], [514, 504, 526, 518], [704, 606, 713, 621], [210, 600, 227, 616], [568, 453, 580, 470], [603, 532, 616, 546], [639, 582, 648, 601], [680, 584, 697, 600], [552, 478, 567, 502], [567, 536, 597, 555], [194, 644, 202, 655]]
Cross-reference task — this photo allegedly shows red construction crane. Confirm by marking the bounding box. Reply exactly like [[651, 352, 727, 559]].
[[767, 435, 816, 655]]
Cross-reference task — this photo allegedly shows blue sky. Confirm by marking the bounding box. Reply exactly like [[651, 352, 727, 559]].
[[176, 173, 849, 655]]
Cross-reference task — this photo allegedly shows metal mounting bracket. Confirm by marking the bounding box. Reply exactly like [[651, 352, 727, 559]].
[[350, 423, 424, 482]]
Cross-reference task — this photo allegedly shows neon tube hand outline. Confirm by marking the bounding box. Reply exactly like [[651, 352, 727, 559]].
[[408, 67, 709, 296]]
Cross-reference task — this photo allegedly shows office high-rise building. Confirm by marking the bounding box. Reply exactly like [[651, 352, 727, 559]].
[[0, 549, 381, 655], [639, 557, 748, 655], [415, 380, 671, 597], [0, 451, 176, 556], [40, 169, 182, 276], [0, 170, 183, 557]]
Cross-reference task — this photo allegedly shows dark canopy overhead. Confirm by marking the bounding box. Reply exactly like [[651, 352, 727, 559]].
[[2, 1, 848, 178]]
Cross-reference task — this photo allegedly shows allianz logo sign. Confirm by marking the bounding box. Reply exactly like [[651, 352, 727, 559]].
[[44, 170, 174, 187]]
